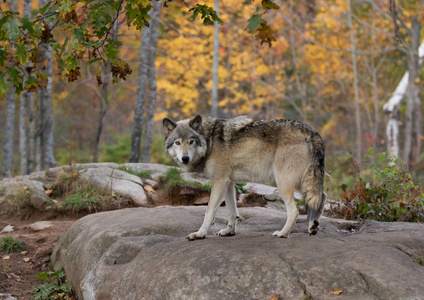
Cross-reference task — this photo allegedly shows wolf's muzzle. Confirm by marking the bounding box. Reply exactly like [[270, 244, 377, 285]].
[[182, 156, 190, 164]]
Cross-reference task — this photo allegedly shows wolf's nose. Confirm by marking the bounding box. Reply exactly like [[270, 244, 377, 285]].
[[182, 156, 190, 164]]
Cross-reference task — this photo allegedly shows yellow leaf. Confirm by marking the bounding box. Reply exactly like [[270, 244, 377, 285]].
[[415, 77, 420, 83], [270, 295, 281, 300], [330, 290, 343, 295], [45, 189, 53, 196]]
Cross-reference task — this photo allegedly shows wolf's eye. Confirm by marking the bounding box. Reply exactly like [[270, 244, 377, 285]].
[[175, 141, 180, 145], [189, 140, 195, 145]]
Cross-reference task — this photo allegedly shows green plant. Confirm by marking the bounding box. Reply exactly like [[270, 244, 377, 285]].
[[32, 270, 73, 300], [235, 183, 247, 194], [62, 187, 102, 214], [118, 166, 152, 179], [158, 167, 210, 197], [0, 236, 23, 254], [336, 148, 424, 222], [5, 185, 32, 215], [413, 256, 424, 266]]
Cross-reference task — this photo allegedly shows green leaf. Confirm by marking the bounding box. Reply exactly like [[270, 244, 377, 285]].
[[39, 1, 53, 14], [22, 18, 35, 35], [0, 47, 6, 67], [87, 58, 103, 64], [0, 73, 10, 98], [14, 42, 28, 64], [262, 0, 280, 9], [2, 16, 22, 40], [246, 14, 262, 33]]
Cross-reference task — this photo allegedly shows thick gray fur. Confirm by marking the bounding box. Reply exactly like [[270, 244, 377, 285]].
[[163, 115, 326, 239]]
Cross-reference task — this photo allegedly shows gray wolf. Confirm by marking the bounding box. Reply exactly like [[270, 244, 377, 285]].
[[162, 115, 326, 240]]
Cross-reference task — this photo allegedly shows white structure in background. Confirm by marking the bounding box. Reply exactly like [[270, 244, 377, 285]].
[[383, 41, 424, 158]]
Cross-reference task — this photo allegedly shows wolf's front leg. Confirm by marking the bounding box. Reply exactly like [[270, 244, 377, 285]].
[[217, 182, 238, 237], [187, 180, 230, 241]]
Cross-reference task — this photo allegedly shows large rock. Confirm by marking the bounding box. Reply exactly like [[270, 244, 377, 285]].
[[0, 179, 50, 210], [119, 163, 174, 179], [80, 167, 148, 206], [52, 206, 424, 300]]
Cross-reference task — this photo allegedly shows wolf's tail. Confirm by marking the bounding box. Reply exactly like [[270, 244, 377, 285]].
[[302, 133, 326, 223]]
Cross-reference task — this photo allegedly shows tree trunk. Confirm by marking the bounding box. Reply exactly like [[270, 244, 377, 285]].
[[41, 36, 57, 169], [1, 87, 16, 178], [347, 0, 362, 166], [1, 0, 18, 178], [142, 0, 162, 163], [92, 20, 118, 163], [210, 0, 220, 117], [28, 92, 35, 173], [403, 17, 420, 167], [35, 87, 43, 172], [19, 93, 28, 175], [130, 8, 154, 162], [19, 0, 33, 175]]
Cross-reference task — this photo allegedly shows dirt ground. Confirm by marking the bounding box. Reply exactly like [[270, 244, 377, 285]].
[[0, 212, 79, 300]]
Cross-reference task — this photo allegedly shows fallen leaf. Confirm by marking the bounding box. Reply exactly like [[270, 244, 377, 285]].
[[20, 251, 28, 255], [3, 255, 10, 260], [73, 172, 78, 177], [23, 257, 30, 263], [330, 290, 343, 295], [22, 186, 28, 190], [270, 294, 281, 300], [45, 189, 53, 196], [144, 186, 155, 193]]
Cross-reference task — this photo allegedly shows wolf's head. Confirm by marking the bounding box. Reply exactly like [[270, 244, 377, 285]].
[[162, 115, 207, 169]]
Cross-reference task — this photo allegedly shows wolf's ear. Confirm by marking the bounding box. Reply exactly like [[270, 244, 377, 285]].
[[189, 115, 203, 132], [163, 118, 177, 137]]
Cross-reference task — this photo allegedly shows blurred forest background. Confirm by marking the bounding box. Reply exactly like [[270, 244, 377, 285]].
[[1, 0, 423, 199]]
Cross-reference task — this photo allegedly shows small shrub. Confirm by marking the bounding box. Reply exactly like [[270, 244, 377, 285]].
[[235, 183, 247, 194], [32, 270, 73, 300], [336, 148, 424, 222], [62, 185, 112, 214], [5, 185, 32, 214], [158, 168, 209, 197], [0, 236, 23, 254]]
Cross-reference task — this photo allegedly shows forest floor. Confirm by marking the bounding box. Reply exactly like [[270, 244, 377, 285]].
[[0, 212, 80, 300]]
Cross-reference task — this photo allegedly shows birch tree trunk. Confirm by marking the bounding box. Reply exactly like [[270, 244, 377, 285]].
[[347, 0, 362, 166], [1, 0, 18, 178], [129, 8, 154, 162], [142, 0, 162, 163], [19, 0, 33, 175], [210, 0, 220, 117], [403, 17, 421, 167], [19, 93, 28, 175], [28, 93, 35, 173], [92, 20, 118, 163], [41, 37, 56, 169]]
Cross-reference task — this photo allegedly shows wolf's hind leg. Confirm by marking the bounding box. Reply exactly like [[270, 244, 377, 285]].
[[217, 182, 238, 236], [273, 179, 298, 238], [187, 180, 230, 241]]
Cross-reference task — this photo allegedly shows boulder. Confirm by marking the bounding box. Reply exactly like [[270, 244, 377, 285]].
[[80, 168, 148, 206], [52, 206, 424, 300], [0, 179, 50, 210], [119, 163, 173, 179], [180, 172, 210, 186]]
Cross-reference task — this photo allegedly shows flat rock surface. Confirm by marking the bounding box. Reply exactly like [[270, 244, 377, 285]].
[[52, 206, 424, 300]]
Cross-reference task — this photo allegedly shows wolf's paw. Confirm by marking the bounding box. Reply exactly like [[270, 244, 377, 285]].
[[186, 232, 206, 241], [272, 231, 289, 238], [309, 220, 319, 236], [216, 227, 235, 237]]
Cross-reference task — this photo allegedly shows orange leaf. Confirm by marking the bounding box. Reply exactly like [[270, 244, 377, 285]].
[[45, 189, 53, 196], [73, 172, 78, 177], [330, 290, 343, 295], [270, 294, 281, 300]]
